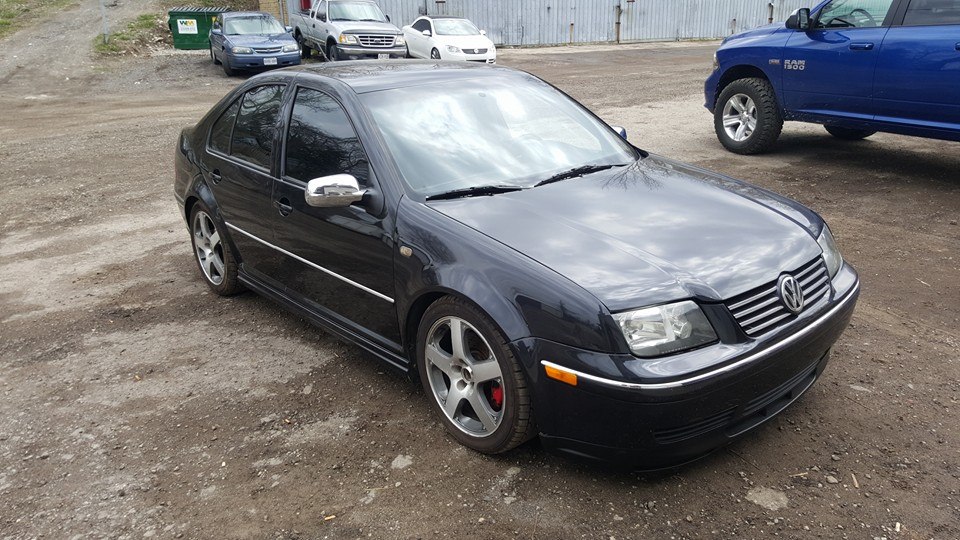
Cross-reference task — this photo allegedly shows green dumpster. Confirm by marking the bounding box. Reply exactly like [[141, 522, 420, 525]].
[[167, 6, 230, 50]]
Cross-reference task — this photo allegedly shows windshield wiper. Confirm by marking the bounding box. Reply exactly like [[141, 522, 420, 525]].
[[358, 18, 382, 21], [426, 185, 525, 201], [534, 164, 625, 187]]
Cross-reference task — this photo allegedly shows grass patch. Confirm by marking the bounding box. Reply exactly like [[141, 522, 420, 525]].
[[0, 0, 75, 40], [93, 13, 166, 56]]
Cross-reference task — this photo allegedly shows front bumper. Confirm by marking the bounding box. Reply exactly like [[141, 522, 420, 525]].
[[704, 67, 721, 112], [336, 45, 407, 59], [442, 50, 497, 63], [225, 51, 301, 70], [515, 264, 860, 470]]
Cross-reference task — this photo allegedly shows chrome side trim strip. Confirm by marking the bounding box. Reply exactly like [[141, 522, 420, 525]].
[[541, 281, 859, 391], [225, 222, 395, 304]]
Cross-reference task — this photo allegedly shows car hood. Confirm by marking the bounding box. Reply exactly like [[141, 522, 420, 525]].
[[427, 155, 823, 312], [337, 20, 401, 34], [223, 33, 296, 46], [721, 22, 787, 46]]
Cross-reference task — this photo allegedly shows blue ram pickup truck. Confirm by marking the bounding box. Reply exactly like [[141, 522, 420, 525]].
[[705, 0, 960, 154]]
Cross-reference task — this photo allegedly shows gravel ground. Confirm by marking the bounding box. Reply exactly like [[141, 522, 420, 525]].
[[1, 2, 958, 539]]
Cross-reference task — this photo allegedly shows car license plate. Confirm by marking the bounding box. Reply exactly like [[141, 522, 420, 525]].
[[263, 57, 278, 65], [378, 54, 389, 60]]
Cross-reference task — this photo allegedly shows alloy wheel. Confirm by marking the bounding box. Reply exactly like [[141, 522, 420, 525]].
[[722, 93, 758, 142], [424, 316, 504, 438], [192, 210, 225, 286]]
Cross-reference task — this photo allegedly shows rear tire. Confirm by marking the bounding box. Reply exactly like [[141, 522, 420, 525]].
[[416, 296, 535, 454], [297, 33, 311, 58], [189, 202, 242, 296], [825, 126, 876, 140], [714, 77, 783, 155]]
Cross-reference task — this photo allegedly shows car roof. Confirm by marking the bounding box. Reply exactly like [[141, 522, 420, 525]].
[[422, 15, 468, 20], [224, 11, 274, 18], [283, 61, 528, 94]]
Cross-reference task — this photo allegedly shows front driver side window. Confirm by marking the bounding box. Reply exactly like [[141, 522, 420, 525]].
[[817, 0, 896, 28], [413, 19, 430, 32], [284, 88, 369, 186]]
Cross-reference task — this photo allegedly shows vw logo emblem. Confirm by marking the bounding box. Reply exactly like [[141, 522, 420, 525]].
[[778, 275, 804, 314]]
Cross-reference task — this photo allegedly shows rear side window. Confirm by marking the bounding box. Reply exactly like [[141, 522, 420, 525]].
[[209, 99, 240, 154], [284, 87, 369, 186], [903, 0, 960, 25], [817, 0, 896, 28], [231, 85, 284, 169]]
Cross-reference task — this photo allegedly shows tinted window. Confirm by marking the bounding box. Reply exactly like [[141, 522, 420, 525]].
[[817, 0, 896, 27], [284, 88, 369, 185], [412, 19, 430, 32], [903, 0, 960, 24], [209, 98, 240, 154], [231, 85, 284, 169]]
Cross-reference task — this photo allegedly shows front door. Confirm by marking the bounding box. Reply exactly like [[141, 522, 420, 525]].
[[874, 0, 960, 132], [782, 0, 898, 120], [271, 85, 400, 350]]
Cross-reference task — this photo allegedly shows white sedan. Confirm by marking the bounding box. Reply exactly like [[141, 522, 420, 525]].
[[402, 16, 496, 63]]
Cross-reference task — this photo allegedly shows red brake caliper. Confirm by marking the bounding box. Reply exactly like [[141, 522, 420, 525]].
[[489, 382, 503, 411]]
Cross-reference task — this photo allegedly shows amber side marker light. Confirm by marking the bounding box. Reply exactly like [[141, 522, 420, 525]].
[[544, 363, 578, 386]]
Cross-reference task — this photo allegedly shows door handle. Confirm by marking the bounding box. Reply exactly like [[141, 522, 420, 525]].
[[275, 198, 293, 217], [849, 42, 874, 51], [210, 169, 222, 184]]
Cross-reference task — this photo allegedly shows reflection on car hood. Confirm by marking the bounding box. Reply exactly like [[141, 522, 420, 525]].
[[428, 155, 823, 311], [435, 34, 494, 49], [224, 33, 296, 47]]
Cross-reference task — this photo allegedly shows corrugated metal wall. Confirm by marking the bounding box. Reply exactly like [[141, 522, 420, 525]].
[[287, 0, 810, 46]]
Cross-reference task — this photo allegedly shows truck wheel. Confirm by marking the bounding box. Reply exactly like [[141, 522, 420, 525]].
[[297, 33, 311, 58], [328, 43, 340, 61], [714, 77, 783, 155], [825, 126, 876, 140]]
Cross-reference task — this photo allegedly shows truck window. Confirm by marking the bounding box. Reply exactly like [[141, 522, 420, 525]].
[[902, 0, 960, 25], [816, 0, 896, 28]]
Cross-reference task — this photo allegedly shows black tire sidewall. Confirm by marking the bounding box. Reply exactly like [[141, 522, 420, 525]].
[[415, 297, 527, 454], [431, 48, 440, 60], [714, 78, 783, 155], [188, 202, 240, 296]]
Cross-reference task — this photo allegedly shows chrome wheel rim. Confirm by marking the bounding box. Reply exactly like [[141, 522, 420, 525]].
[[722, 93, 758, 142], [431, 49, 440, 60], [424, 316, 504, 438], [192, 210, 225, 286]]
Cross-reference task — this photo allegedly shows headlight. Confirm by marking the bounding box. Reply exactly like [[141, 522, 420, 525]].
[[613, 301, 718, 358], [712, 52, 719, 70], [817, 225, 843, 278], [395, 35, 405, 45], [339, 34, 359, 44], [446, 45, 461, 53], [282, 44, 299, 52], [231, 46, 253, 54]]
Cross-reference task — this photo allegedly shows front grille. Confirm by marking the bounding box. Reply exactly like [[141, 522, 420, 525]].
[[253, 46, 282, 53], [725, 257, 831, 337], [462, 48, 488, 54], [356, 34, 395, 47]]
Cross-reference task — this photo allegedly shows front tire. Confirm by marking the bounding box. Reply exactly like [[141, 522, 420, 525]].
[[430, 47, 441, 60], [825, 126, 876, 140], [327, 43, 340, 61], [221, 57, 235, 76], [416, 297, 535, 454], [189, 202, 242, 295], [714, 77, 783, 155], [210, 45, 221, 65]]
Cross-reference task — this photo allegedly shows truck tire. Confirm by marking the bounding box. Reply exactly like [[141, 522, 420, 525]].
[[825, 126, 876, 140], [714, 77, 783, 155], [327, 43, 340, 61], [296, 32, 311, 58]]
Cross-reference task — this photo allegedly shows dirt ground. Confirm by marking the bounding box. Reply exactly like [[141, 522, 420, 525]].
[[1, 1, 958, 539]]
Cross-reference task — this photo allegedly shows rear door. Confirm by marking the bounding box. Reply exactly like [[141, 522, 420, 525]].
[[782, 0, 899, 120], [873, 0, 960, 132], [270, 84, 400, 349]]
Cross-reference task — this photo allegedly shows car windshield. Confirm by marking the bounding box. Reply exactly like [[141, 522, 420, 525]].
[[330, 2, 386, 22], [433, 19, 480, 36], [224, 16, 284, 35], [359, 76, 638, 197]]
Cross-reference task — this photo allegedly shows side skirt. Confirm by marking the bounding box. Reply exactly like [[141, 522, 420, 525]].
[[238, 270, 411, 374]]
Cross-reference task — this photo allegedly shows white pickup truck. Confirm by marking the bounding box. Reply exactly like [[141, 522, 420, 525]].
[[291, 0, 406, 61]]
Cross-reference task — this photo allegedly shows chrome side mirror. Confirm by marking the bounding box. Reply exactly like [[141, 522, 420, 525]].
[[422, 29, 431, 37], [611, 125, 628, 140], [305, 174, 364, 207]]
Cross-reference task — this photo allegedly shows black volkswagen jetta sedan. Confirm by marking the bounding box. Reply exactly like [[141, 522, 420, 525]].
[[174, 62, 859, 469]]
